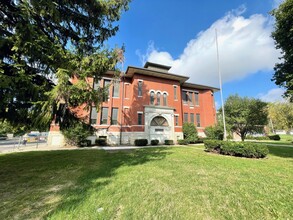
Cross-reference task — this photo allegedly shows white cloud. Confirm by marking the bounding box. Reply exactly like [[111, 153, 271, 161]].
[[272, 0, 284, 8], [258, 88, 285, 102], [139, 6, 281, 87]]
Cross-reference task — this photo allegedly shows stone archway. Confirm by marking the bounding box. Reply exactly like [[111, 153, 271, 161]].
[[149, 116, 171, 143]]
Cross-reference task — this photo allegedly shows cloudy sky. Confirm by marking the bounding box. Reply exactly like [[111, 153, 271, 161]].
[[108, 0, 285, 107]]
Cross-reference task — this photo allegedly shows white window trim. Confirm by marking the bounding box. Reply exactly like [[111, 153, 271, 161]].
[[137, 111, 143, 114]]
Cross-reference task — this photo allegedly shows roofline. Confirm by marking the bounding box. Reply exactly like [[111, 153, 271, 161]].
[[182, 82, 220, 92], [144, 61, 172, 70]]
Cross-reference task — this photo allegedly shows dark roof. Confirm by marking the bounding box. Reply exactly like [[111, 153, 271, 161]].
[[144, 62, 171, 70], [182, 82, 219, 92]]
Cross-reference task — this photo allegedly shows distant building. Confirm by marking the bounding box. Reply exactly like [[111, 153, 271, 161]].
[[49, 62, 218, 145]]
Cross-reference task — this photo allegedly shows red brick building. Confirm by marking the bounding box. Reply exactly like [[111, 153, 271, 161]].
[[82, 62, 218, 145]]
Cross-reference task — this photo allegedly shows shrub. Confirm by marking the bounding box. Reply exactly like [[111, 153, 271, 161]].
[[151, 139, 159, 145], [183, 123, 198, 143], [164, 140, 174, 145], [95, 138, 107, 146], [177, 139, 189, 145], [246, 135, 270, 140], [62, 122, 94, 147], [204, 140, 269, 158], [134, 139, 148, 146], [79, 140, 92, 147], [268, 135, 281, 141], [204, 125, 224, 140]]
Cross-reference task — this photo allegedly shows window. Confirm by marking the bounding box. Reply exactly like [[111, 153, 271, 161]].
[[90, 107, 97, 124], [111, 108, 118, 125], [182, 91, 188, 103], [156, 92, 161, 105], [124, 83, 129, 99], [188, 92, 192, 104], [196, 113, 201, 127], [93, 79, 100, 90], [138, 81, 143, 96], [103, 79, 111, 101], [190, 113, 194, 124], [113, 81, 120, 98], [138, 113, 143, 125], [195, 92, 199, 105], [184, 113, 188, 123], [163, 93, 167, 106], [151, 116, 168, 126], [175, 115, 179, 126], [100, 107, 108, 124], [174, 86, 177, 100], [150, 91, 155, 105]]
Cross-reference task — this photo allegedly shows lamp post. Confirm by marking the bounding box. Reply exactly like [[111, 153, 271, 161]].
[[215, 29, 227, 140]]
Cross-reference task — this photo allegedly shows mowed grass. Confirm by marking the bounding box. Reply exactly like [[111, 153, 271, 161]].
[[0, 145, 292, 219]]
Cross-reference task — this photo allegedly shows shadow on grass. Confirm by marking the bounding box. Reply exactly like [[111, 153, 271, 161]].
[[0, 147, 171, 219], [267, 145, 293, 159]]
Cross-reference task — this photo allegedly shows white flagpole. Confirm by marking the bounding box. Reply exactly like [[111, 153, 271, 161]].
[[215, 29, 227, 140]]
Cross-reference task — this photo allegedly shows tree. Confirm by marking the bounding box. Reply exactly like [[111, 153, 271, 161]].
[[182, 123, 198, 143], [222, 95, 268, 141], [0, 0, 130, 130], [271, 0, 293, 102], [204, 124, 224, 140], [268, 102, 293, 133]]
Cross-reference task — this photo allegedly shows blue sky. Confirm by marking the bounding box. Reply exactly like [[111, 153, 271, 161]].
[[107, 0, 284, 108]]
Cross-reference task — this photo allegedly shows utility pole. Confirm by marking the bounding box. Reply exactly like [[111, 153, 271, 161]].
[[215, 29, 227, 140]]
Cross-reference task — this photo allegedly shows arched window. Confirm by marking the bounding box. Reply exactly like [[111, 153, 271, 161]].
[[163, 93, 167, 106], [150, 91, 155, 105], [157, 92, 161, 105], [150, 116, 168, 126]]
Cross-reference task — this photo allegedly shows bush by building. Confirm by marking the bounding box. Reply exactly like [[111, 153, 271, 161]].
[[151, 140, 159, 145], [268, 135, 281, 141], [95, 138, 107, 146], [204, 140, 269, 158], [183, 123, 198, 143], [177, 139, 189, 145], [134, 139, 148, 146], [164, 140, 174, 145]]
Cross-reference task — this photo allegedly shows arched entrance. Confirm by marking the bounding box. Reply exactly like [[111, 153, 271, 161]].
[[149, 116, 171, 143]]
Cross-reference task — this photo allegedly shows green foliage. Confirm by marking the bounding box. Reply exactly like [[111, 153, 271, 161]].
[[0, 0, 130, 129], [221, 95, 268, 141], [204, 140, 269, 158], [134, 139, 148, 146], [62, 122, 94, 147], [95, 138, 107, 146], [204, 125, 224, 140], [177, 139, 189, 145], [183, 123, 199, 143], [151, 140, 159, 145], [271, 0, 293, 101], [268, 102, 293, 132], [246, 135, 270, 141], [164, 140, 174, 145], [268, 135, 281, 141], [80, 140, 92, 147]]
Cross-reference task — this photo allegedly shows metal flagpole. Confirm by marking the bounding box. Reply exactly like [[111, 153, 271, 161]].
[[215, 29, 227, 140]]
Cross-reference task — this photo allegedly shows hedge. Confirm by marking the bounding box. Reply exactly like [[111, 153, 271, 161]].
[[95, 138, 107, 146], [164, 140, 174, 145], [177, 139, 189, 145], [204, 140, 269, 158], [268, 135, 281, 141], [134, 139, 148, 146], [151, 139, 159, 145], [80, 140, 92, 147]]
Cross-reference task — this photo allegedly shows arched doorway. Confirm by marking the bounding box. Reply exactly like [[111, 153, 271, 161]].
[[149, 116, 171, 143]]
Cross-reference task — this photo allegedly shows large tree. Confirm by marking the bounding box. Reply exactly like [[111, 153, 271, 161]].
[[0, 0, 130, 130], [271, 0, 293, 102], [268, 102, 293, 133], [222, 95, 268, 141]]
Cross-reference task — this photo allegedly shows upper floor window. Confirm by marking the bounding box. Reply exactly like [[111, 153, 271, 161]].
[[138, 81, 143, 96], [113, 81, 120, 98], [163, 93, 167, 106], [93, 78, 100, 90], [182, 91, 188, 104], [90, 107, 97, 124], [174, 86, 177, 100], [156, 92, 161, 105], [103, 79, 111, 101], [150, 91, 155, 105], [195, 92, 199, 105]]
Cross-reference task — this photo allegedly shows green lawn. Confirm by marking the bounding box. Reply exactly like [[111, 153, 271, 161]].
[[0, 145, 293, 219]]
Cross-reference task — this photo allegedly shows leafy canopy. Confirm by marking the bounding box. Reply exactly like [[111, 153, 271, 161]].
[[268, 102, 293, 133], [0, 0, 130, 130], [221, 95, 268, 141], [271, 0, 293, 101]]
